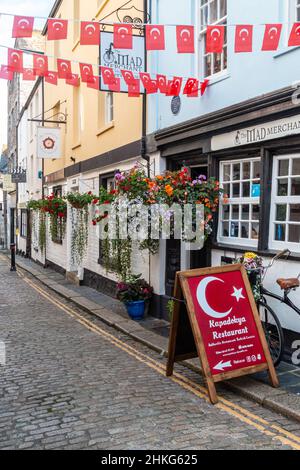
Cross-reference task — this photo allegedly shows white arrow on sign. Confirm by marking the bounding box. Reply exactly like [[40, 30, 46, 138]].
[[213, 360, 232, 372]]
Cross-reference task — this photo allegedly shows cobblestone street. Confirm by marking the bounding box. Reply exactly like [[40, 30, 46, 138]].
[[0, 259, 300, 450]]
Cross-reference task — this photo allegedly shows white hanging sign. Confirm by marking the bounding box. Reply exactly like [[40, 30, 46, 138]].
[[37, 127, 62, 159]]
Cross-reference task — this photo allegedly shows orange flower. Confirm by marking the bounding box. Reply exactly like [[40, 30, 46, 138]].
[[156, 175, 164, 181], [165, 184, 174, 197], [148, 181, 156, 190]]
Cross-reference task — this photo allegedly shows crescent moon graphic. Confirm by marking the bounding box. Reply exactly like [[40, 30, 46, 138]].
[[85, 24, 96, 34], [104, 70, 112, 76], [239, 28, 250, 38], [196, 276, 233, 319], [18, 19, 30, 28], [268, 26, 278, 38], [48, 73, 54, 79], [37, 58, 45, 66], [60, 62, 69, 69], [11, 52, 20, 62], [83, 66, 91, 73], [53, 21, 63, 30], [180, 29, 191, 41], [150, 27, 161, 38], [118, 27, 129, 36], [141, 74, 149, 82], [295, 25, 300, 35], [211, 27, 221, 39]]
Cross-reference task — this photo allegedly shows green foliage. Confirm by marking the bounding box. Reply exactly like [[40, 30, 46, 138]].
[[116, 274, 153, 303]]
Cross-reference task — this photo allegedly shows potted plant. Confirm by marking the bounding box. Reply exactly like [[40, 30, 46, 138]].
[[236, 252, 264, 301], [116, 274, 153, 321]]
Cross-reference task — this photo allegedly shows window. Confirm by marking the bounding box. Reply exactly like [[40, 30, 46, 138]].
[[289, 0, 300, 22], [199, 0, 227, 78], [20, 209, 27, 238], [269, 155, 300, 251], [218, 158, 261, 247], [105, 92, 114, 124]]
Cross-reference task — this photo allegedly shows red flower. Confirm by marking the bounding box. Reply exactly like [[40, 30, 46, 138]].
[[58, 212, 65, 218], [92, 220, 97, 226], [92, 198, 99, 205]]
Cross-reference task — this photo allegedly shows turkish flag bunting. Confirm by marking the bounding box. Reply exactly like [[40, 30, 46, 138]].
[[200, 79, 210, 96], [87, 75, 100, 90], [101, 66, 116, 85], [166, 77, 182, 96], [176, 25, 195, 53], [0, 65, 14, 80], [235, 25, 253, 52], [66, 73, 80, 87], [33, 54, 48, 76], [80, 21, 100, 45], [22, 68, 36, 81], [262, 24, 282, 51], [206, 25, 225, 53], [45, 71, 58, 85], [146, 25, 165, 50], [114, 24, 133, 49], [57, 59, 72, 79], [128, 79, 140, 97], [12, 16, 34, 38], [48, 18, 68, 40], [8, 48, 23, 73], [156, 74, 168, 93], [183, 78, 199, 97], [121, 69, 136, 85], [80, 63, 94, 83], [108, 78, 121, 92], [288, 22, 300, 47], [140, 73, 158, 94]]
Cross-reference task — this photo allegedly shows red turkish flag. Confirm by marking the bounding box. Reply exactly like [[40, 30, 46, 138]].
[[108, 77, 121, 92], [87, 75, 100, 90], [128, 79, 140, 97], [57, 59, 72, 79], [8, 48, 23, 73], [235, 25, 253, 52], [166, 77, 182, 96], [156, 74, 168, 93], [12, 16, 34, 38], [66, 73, 80, 87], [140, 73, 158, 94], [121, 69, 136, 85], [48, 18, 68, 40], [288, 22, 300, 47], [33, 54, 48, 76], [176, 26, 195, 53], [0, 65, 14, 80], [45, 71, 58, 85], [22, 68, 36, 81], [146, 25, 165, 50], [114, 24, 133, 49], [200, 79, 209, 96], [206, 25, 225, 53], [80, 21, 100, 45], [79, 63, 94, 83], [101, 66, 116, 85], [183, 78, 199, 97], [262, 24, 282, 51]]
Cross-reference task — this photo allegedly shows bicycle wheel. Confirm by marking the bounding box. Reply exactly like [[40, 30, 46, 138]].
[[257, 299, 284, 366]]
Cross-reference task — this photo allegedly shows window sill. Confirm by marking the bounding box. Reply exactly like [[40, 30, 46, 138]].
[[97, 121, 114, 136], [72, 142, 81, 150], [273, 45, 300, 59], [205, 71, 230, 87]]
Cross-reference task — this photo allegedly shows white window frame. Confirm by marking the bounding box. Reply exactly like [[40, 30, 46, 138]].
[[289, 0, 300, 23], [105, 92, 114, 124], [269, 155, 300, 252], [198, 0, 227, 80], [218, 157, 261, 248]]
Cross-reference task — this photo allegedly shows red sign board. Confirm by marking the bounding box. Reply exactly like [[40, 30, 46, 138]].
[[166, 264, 279, 404]]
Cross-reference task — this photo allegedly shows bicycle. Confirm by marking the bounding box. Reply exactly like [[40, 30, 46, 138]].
[[248, 249, 300, 366]]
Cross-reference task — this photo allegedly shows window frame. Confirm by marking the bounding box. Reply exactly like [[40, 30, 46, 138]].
[[20, 209, 27, 238], [105, 92, 114, 125], [269, 154, 300, 252], [218, 157, 261, 248]]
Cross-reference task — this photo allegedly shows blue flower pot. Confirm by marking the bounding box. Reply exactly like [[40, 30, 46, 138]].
[[125, 300, 145, 321]]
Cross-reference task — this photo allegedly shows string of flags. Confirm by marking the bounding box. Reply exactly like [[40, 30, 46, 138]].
[[8, 14, 300, 52], [0, 48, 210, 98]]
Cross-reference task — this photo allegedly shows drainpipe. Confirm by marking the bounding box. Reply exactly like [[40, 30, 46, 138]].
[[141, 0, 150, 176]]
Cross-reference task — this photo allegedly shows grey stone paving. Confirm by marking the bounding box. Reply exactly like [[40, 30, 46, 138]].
[[0, 259, 299, 450]]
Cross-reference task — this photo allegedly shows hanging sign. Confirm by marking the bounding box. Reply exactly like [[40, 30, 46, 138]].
[[37, 127, 62, 159], [166, 264, 279, 404], [100, 31, 145, 93], [2, 174, 16, 192]]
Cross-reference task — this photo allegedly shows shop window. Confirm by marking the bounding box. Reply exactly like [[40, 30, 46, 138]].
[[20, 209, 27, 238], [199, 0, 227, 78], [269, 155, 300, 252], [218, 158, 261, 247]]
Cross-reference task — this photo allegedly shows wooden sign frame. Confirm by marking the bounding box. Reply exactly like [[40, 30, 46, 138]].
[[166, 264, 279, 404]]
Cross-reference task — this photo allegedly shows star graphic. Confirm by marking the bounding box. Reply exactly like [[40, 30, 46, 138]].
[[231, 286, 245, 303]]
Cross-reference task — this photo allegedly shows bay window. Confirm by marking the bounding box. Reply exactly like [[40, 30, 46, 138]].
[[218, 158, 261, 247]]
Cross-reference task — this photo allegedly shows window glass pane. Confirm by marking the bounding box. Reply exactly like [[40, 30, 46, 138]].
[[210, 0, 218, 22], [292, 158, 300, 175], [233, 163, 240, 181], [243, 162, 250, 180], [222, 205, 230, 220], [214, 53, 222, 74], [242, 182, 250, 197], [201, 5, 208, 26], [241, 223, 249, 239], [242, 204, 250, 220], [275, 224, 286, 241], [230, 222, 239, 237], [251, 183, 260, 198], [222, 222, 229, 237], [288, 225, 300, 243], [290, 204, 300, 222], [220, 0, 227, 17], [277, 179, 288, 196], [252, 205, 260, 221], [252, 161, 261, 179], [232, 183, 240, 198], [204, 52, 212, 77], [223, 45, 227, 69], [222, 183, 230, 197], [232, 205, 239, 219], [291, 178, 300, 195], [278, 159, 289, 176], [251, 223, 259, 240], [276, 204, 287, 221], [223, 164, 231, 181]]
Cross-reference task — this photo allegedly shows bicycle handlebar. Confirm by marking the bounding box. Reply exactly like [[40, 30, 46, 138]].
[[269, 249, 291, 267]]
